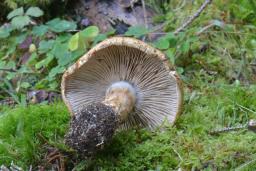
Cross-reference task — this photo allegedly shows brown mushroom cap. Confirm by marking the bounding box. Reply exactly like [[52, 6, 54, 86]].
[[61, 37, 183, 130]]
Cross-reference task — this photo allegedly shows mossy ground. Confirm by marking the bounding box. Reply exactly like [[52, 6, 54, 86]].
[[0, 103, 69, 169], [0, 0, 256, 170], [1, 78, 256, 170]]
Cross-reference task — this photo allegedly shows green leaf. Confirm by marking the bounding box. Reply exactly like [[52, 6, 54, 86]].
[[58, 52, 73, 67], [38, 40, 55, 54], [211, 20, 225, 28], [176, 67, 184, 74], [6, 61, 16, 69], [15, 33, 27, 44], [49, 81, 58, 89], [125, 25, 149, 38], [106, 29, 116, 36], [32, 25, 48, 36], [165, 48, 175, 64], [35, 53, 54, 69], [6, 72, 16, 80], [20, 82, 30, 89], [92, 29, 115, 47], [35, 79, 48, 89], [93, 34, 107, 46], [180, 41, 190, 53], [15, 115, 24, 136], [7, 7, 24, 20], [0, 27, 11, 38], [68, 26, 99, 52], [48, 66, 65, 78], [56, 33, 72, 43], [164, 33, 177, 47], [80, 26, 99, 39], [0, 61, 6, 68], [46, 18, 77, 33], [68, 33, 79, 51], [5, 0, 17, 9], [27, 52, 38, 64], [52, 42, 69, 59], [78, 33, 88, 51], [250, 39, 256, 47], [18, 65, 33, 73], [25, 7, 44, 17], [11, 15, 30, 29], [154, 38, 170, 50], [71, 49, 85, 61], [6, 41, 17, 55], [20, 94, 27, 106]]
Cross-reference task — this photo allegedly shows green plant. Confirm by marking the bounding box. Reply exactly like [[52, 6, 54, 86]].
[[0, 7, 112, 101], [3, 0, 52, 9], [7, 7, 43, 29]]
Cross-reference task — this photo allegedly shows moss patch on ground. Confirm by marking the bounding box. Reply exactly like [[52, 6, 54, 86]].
[[0, 103, 69, 168], [1, 80, 256, 170]]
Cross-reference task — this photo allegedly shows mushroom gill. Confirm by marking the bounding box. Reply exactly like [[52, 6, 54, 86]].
[[63, 44, 181, 129]]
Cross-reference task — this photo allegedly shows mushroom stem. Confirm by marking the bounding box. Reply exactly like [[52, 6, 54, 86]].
[[103, 81, 137, 122]]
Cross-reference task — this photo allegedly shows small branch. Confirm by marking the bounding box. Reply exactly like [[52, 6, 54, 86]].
[[141, 0, 148, 29], [0, 68, 40, 75], [174, 0, 212, 35], [196, 23, 214, 35], [151, 22, 166, 32], [0, 68, 17, 72]]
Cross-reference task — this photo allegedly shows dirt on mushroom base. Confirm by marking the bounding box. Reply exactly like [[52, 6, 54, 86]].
[[65, 103, 119, 156]]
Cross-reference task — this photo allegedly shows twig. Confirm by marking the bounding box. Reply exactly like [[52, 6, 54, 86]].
[[173, 0, 187, 12], [174, 0, 212, 35], [236, 103, 256, 114], [140, 0, 148, 41], [141, 0, 148, 29], [0, 68, 17, 72], [235, 157, 256, 171], [151, 22, 166, 32], [170, 146, 183, 162], [196, 23, 214, 35], [0, 68, 40, 75]]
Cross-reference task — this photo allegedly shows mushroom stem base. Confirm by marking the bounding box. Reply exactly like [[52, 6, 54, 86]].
[[65, 103, 118, 156]]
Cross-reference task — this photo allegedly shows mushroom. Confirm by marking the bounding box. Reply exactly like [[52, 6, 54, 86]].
[[61, 37, 183, 156]]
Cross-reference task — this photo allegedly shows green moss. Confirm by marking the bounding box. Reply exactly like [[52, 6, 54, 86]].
[[0, 102, 69, 168]]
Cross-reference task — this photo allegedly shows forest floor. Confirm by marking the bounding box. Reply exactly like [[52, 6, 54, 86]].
[[1, 0, 256, 170], [1, 77, 256, 170]]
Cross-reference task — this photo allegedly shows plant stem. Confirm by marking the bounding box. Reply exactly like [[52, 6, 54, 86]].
[[174, 0, 212, 35]]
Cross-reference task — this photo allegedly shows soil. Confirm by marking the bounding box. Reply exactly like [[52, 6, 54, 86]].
[[65, 103, 118, 156]]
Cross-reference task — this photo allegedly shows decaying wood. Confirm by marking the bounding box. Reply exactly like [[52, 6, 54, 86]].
[[73, 0, 156, 34]]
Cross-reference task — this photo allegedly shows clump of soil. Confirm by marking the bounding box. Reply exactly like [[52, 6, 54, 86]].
[[65, 103, 118, 156]]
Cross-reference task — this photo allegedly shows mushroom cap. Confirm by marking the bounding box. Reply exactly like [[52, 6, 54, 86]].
[[61, 37, 183, 130]]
